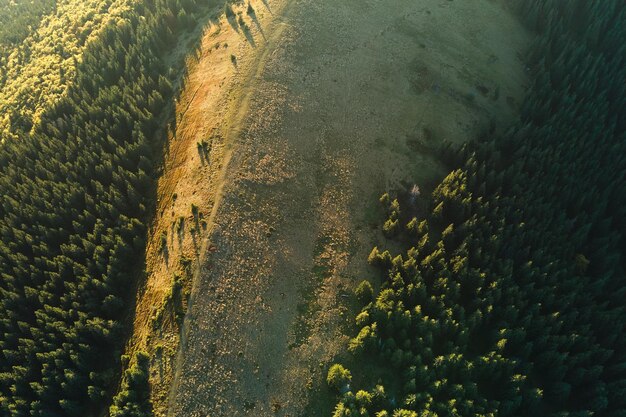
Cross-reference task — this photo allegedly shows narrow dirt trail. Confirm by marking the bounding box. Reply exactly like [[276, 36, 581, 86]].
[[164, 1, 531, 416]]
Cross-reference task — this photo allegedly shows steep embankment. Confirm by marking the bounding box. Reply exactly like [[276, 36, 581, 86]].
[[154, 0, 532, 416]]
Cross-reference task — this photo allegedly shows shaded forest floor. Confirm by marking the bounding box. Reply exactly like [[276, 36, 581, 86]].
[[128, 0, 532, 416]]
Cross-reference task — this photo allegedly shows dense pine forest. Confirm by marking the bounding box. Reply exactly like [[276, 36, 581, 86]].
[[0, 0, 55, 54], [0, 0, 210, 415], [0, 0, 139, 141], [330, 1, 626, 416]]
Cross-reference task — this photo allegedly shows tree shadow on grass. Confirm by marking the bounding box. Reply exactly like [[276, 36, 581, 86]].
[[261, 0, 272, 13], [248, 10, 266, 41], [226, 15, 240, 33], [242, 25, 257, 47]]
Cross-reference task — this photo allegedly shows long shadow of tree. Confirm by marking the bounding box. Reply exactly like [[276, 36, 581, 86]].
[[247, 5, 266, 41], [261, 0, 272, 13]]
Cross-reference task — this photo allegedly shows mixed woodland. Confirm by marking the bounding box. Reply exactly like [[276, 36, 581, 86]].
[[330, 1, 626, 416]]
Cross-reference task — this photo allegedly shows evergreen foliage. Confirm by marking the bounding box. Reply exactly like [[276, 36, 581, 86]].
[[332, 1, 626, 416], [0, 0, 214, 415], [0, 0, 55, 54], [0, 0, 138, 140], [328, 364, 352, 393], [109, 352, 153, 417], [355, 280, 374, 304]]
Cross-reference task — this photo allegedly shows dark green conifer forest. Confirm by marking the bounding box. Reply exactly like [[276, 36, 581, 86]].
[[331, 1, 626, 416], [110, 352, 153, 417], [0, 0, 55, 55], [0, 0, 210, 414]]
